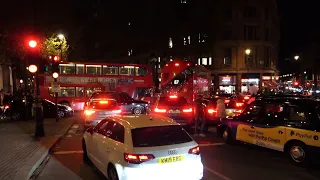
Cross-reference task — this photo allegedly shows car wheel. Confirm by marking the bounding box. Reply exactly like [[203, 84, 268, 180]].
[[57, 110, 65, 119], [108, 165, 119, 180], [82, 139, 91, 163], [222, 127, 233, 144], [288, 142, 307, 165], [133, 107, 143, 115]]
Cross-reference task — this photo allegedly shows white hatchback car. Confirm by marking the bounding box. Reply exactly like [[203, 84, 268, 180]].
[[82, 114, 203, 180]]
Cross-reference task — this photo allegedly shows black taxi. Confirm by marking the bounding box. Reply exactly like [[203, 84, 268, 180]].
[[218, 97, 320, 165]]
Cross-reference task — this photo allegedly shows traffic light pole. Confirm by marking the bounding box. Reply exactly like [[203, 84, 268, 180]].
[[54, 78, 58, 122], [35, 68, 45, 137]]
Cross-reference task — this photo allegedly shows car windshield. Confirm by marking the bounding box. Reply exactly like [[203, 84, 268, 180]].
[[88, 100, 118, 110], [131, 125, 193, 147], [90, 92, 119, 101], [158, 97, 188, 106]]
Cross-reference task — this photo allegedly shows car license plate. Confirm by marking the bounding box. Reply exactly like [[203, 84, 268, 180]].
[[158, 155, 184, 164], [169, 110, 180, 114]]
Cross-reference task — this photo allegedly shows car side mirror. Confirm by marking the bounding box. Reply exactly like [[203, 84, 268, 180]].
[[87, 127, 94, 135]]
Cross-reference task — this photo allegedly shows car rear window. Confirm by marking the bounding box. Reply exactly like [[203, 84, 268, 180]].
[[131, 125, 193, 147], [158, 97, 188, 106], [89, 100, 118, 109], [91, 92, 119, 100]]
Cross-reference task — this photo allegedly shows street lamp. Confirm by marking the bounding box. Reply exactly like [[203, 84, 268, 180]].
[[58, 34, 64, 40], [52, 72, 59, 79], [28, 64, 44, 137], [245, 49, 251, 55], [294, 55, 299, 60]]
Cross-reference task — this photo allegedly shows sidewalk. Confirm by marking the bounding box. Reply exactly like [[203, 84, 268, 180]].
[[0, 116, 76, 180]]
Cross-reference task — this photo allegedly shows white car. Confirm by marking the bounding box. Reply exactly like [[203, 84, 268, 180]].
[[82, 114, 203, 180]]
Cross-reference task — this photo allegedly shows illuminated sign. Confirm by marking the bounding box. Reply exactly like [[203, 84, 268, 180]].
[[222, 76, 231, 82]]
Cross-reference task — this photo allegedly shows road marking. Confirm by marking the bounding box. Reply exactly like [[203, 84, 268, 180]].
[[204, 166, 232, 180], [53, 151, 84, 155], [199, 143, 225, 147]]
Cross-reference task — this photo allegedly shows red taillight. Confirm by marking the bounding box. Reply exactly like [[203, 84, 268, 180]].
[[187, 63, 190, 66], [208, 109, 217, 114], [175, 63, 179, 66], [84, 110, 95, 116], [236, 110, 242, 113], [154, 107, 166, 113], [236, 103, 244, 107], [99, 100, 108, 104], [169, 95, 177, 98], [244, 96, 250, 100], [112, 109, 121, 114], [188, 146, 200, 155], [124, 153, 155, 164], [224, 99, 230, 103], [183, 108, 193, 113], [5, 106, 9, 109]]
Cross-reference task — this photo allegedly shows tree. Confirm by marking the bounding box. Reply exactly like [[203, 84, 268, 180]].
[[40, 34, 69, 61]]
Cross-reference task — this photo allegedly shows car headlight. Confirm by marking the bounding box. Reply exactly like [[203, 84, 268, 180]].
[[67, 107, 72, 111]]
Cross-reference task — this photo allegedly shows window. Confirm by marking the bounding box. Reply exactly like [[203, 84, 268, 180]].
[[131, 125, 193, 147], [223, 48, 232, 66], [158, 97, 188, 106], [181, 0, 187, 4], [258, 103, 286, 125], [244, 6, 256, 18], [90, 92, 118, 100], [265, 28, 269, 41], [76, 64, 84, 74], [264, 47, 270, 68], [288, 105, 307, 122], [76, 87, 84, 97], [135, 66, 148, 76], [169, 37, 173, 48], [109, 122, 125, 143], [208, 57, 212, 65], [119, 66, 134, 76], [59, 87, 75, 97], [244, 25, 259, 40], [103, 66, 118, 75], [88, 100, 118, 110], [86, 87, 103, 97], [86, 65, 101, 75], [201, 58, 208, 65], [241, 102, 263, 122], [59, 64, 75, 74], [198, 33, 208, 43]]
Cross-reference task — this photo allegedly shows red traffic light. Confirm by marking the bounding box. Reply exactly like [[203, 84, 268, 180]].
[[294, 82, 298, 86], [53, 56, 59, 61], [28, 40, 37, 48]]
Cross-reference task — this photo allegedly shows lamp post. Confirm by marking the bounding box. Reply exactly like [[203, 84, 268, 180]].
[[52, 72, 59, 122], [28, 64, 44, 137]]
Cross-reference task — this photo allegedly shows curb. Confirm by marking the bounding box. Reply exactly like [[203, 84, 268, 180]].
[[14, 121, 75, 180]]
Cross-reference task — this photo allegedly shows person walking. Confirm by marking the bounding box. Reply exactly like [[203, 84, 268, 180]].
[[216, 98, 227, 121], [195, 95, 207, 137]]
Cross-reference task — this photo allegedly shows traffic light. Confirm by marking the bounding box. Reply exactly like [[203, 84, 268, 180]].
[[50, 55, 60, 73], [28, 40, 37, 48]]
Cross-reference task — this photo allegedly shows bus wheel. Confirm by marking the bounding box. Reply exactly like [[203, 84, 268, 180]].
[[133, 107, 143, 115]]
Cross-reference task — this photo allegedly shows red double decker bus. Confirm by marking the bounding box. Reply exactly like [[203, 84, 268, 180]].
[[160, 60, 212, 103], [39, 62, 153, 110]]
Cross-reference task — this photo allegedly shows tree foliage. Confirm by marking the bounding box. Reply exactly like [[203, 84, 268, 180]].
[[40, 34, 69, 61]]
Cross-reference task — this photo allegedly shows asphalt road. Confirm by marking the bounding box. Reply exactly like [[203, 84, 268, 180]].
[[34, 118, 320, 180]]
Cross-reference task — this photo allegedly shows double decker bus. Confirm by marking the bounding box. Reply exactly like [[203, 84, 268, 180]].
[[39, 62, 153, 110], [160, 60, 212, 103]]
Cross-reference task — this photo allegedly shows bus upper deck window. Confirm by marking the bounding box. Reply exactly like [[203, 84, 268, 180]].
[[120, 66, 134, 76], [59, 64, 75, 74], [86, 65, 102, 75], [103, 66, 118, 75], [76, 64, 84, 74], [135, 67, 148, 76]]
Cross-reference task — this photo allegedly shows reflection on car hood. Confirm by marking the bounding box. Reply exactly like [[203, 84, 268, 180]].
[[132, 100, 148, 104], [57, 104, 71, 109]]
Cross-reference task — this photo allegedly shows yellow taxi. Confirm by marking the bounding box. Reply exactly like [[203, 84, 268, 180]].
[[218, 97, 320, 165]]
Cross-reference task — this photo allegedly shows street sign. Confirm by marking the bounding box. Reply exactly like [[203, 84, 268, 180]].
[[51, 82, 61, 93]]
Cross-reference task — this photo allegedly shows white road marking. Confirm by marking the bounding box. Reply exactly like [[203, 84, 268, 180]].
[[53, 151, 84, 155], [199, 143, 225, 147], [204, 166, 232, 180]]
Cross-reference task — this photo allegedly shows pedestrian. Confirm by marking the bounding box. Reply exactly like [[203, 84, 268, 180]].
[[216, 98, 227, 121], [195, 95, 207, 137]]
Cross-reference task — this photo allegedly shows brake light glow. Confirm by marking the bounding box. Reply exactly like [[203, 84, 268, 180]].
[[84, 110, 95, 116], [188, 146, 200, 155], [175, 63, 179, 66], [244, 96, 250, 100], [169, 95, 177, 99], [124, 153, 155, 164], [208, 109, 217, 114], [187, 63, 190, 66], [236, 110, 242, 113], [5, 106, 9, 109], [224, 99, 230, 103], [99, 100, 109, 104], [236, 103, 244, 107], [183, 108, 193, 112], [112, 109, 121, 114], [154, 108, 166, 113]]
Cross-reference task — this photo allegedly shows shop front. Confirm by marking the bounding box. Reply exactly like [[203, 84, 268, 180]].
[[219, 75, 236, 94], [262, 76, 279, 89], [241, 74, 260, 94]]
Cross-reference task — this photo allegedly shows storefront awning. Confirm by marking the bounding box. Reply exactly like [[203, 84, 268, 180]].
[[263, 81, 278, 88]]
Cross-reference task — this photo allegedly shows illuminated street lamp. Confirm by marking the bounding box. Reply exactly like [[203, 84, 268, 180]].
[[52, 72, 59, 79], [294, 55, 299, 60], [28, 64, 38, 73], [245, 49, 251, 55], [58, 34, 65, 40]]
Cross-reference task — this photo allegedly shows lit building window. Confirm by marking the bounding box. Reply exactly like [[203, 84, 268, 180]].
[[198, 58, 201, 65], [181, 0, 187, 4], [183, 37, 187, 45], [209, 57, 212, 65], [169, 37, 173, 48], [188, 36, 191, 44], [202, 58, 208, 65], [198, 33, 207, 43], [128, 49, 133, 56]]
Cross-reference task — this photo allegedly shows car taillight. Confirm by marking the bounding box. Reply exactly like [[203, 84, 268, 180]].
[[99, 100, 108, 104], [5, 106, 9, 109], [244, 96, 250, 100], [84, 110, 95, 116], [208, 109, 217, 114], [236, 110, 242, 113], [236, 103, 244, 107], [169, 95, 177, 98], [112, 109, 121, 114], [224, 99, 230, 103], [124, 153, 155, 164], [188, 146, 200, 155], [183, 108, 193, 112], [154, 107, 166, 113]]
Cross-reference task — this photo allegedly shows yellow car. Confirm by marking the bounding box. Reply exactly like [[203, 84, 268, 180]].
[[218, 97, 320, 165]]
